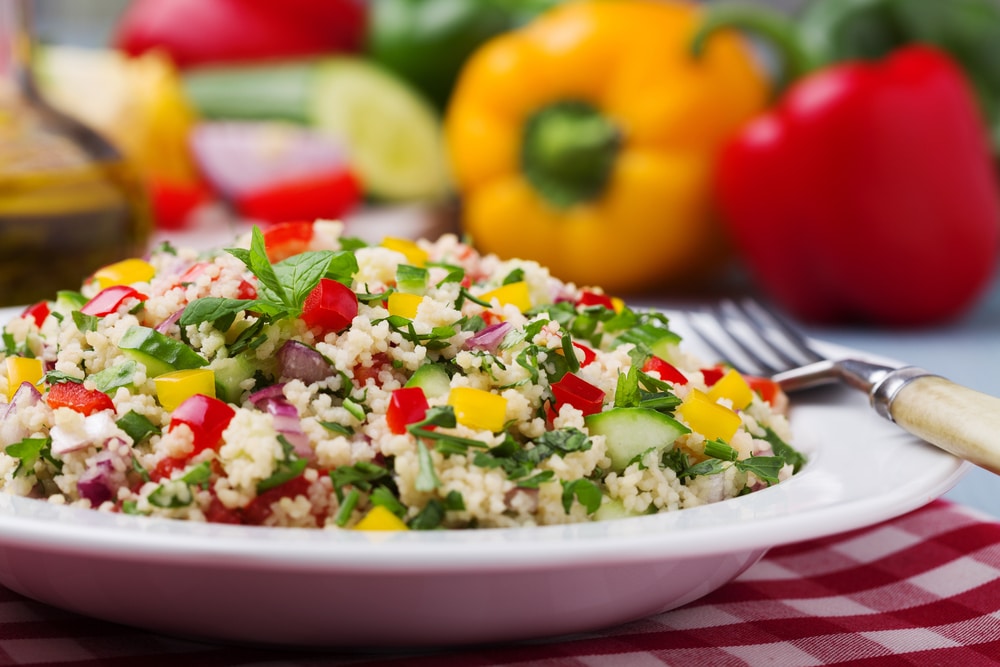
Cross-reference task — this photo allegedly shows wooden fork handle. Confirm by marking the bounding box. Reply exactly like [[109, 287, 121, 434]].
[[884, 374, 1000, 475]]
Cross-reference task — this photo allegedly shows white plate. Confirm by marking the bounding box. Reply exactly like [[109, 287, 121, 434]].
[[0, 308, 967, 647]]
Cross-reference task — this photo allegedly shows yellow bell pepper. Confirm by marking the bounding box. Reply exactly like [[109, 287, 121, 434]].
[[387, 292, 424, 319], [93, 258, 156, 288], [355, 505, 409, 531], [707, 368, 753, 411], [445, 0, 768, 293], [479, 281, 532, 313], [677, 389, 742, 443], [382, 237, 428, 268], [6, 357, 44, 400], [154, 368, 216, 411], [447, 386, 508, 432]]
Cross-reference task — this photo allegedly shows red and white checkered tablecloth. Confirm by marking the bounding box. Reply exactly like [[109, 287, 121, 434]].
[[1, 499, 998, 666]]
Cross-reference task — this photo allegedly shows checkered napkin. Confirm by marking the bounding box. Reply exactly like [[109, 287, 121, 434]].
[[1, 499, 999, 666]]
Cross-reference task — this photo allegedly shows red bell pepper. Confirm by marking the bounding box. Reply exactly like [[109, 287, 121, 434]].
[[21, 301, 50, 327], [697, 14, 1000, 326], [169, 394, 236, 455], [301, 278, 359, 336], [47, 382, 115, 416], [80, 285, 149, 317], [114, 0, 366, 69], [641, 356, 688, 385], [550, 373, 605, 417], [386, 387, 430, 435], [236, 168, 362, 227]]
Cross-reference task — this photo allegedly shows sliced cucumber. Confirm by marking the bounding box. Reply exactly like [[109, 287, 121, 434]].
[[211, 354, 258, 404], [118, 326, 208, 378], [309, 58, 449, 202], [593, 496, 643, 522], [405, 363, 451, 399], [585, 407, 690, 473]]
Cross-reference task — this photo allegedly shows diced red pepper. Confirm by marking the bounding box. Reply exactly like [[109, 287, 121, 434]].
[[745, 375, 783, 406], [301, 278, 358, 336], [47, 382, 115, 416], [386, 387, 430, 435], [572, 341, 596, 367], [576, 290, 614, 310], [551, 373, 605, 417], [241, 475, 317, 526], [237, 168, 362, 227], [80, 285, 149, 317], [169, 394, 236, 455], [641, 356, 688, 385], [177, 262, 257, 300], [21, 301, 50, 327], [700, 366, 726, 386], [263, 220, 316, 263]]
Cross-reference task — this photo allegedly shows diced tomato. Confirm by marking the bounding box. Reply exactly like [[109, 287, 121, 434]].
[[386, 387, 430, 435], [21, 301, 50, 326], [169, 394, 236, 455], [176, 262, 257, 300], [641, 356, 688, 385], [551, 373, 605, 417], [353, 352, 391, 388], [263, 220, 315, 263], [150, 456, 186, 482], [572, 341, 596, 367], [700, 366, 726, 386], [236, 168, 361, 226], [235, 279, 257, 300], [47, 382, 115, 416], [241, 475, 317, 526], [80, 285, 149, 317], [301, 278, 358, 335], [203, 493, 243, 525], [576, 290, 614, 310]]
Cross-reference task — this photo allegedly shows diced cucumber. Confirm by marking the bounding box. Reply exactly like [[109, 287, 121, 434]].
[[211, 354, 258, 404], [585, 407, 690, 473], [593, 496, 643, 522], [405, 363, 451, 399], [118, 326, 208, 378]]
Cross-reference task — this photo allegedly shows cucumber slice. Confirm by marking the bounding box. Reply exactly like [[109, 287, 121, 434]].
[[405, 363, 451, 399], [118, 326, 208, 378], [593, 496, 643, 522], [309, 58, 450, 202], [585, 407, 690, 473], [211, 354, 258, 404]]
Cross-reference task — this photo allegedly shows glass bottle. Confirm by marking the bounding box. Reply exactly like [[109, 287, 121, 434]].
[[0, 0, 151, 307]]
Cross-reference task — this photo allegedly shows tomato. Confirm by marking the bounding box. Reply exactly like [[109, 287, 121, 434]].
[[353, 352, 390, 387], [150, 456, 186, 482], [551, 373, 605, 417], [242, 475, 317, 526], [301, 278, 358, 335], [21, 301, 50, 326], [386, 387, 430, 435], [47, 382, 115, 416], [150, 177, 210, 230], [263, 220, 315, 263], [177, 262, 257, 300], [641, 356, 688, 385], [576, 290, 614, 310], [80, 285, 149, 317], [700, 366, 726, 386], [169, 394, 236, 455], [745, 375, 783, 407], [236, 168, 361, 226]]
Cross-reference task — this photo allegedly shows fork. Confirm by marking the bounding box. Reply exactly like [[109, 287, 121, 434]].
[[687, 299, 1000, 475]]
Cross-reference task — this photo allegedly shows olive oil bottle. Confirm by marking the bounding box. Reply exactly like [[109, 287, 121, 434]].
[[0, 0, 151, 307]]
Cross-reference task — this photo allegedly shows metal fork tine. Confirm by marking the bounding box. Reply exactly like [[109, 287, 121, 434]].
[[712, 301, 784, 376], [737, 299, 825, 366], [684, 309, 776, 376]]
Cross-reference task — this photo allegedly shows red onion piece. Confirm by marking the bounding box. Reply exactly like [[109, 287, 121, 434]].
[[155, 308, 185, 334], [1, 381, 41, 421], [248, 383, 287, 407], [76, 439, 131, 507], [190, 121, 348, 200], [465, 322, 512, 354], [248, 385, 312, 459], [278, 340, 333, 384], [51, 412, 120, 456]]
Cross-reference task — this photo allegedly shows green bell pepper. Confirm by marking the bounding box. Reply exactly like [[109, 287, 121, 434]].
[[366, 0, 563, 110]]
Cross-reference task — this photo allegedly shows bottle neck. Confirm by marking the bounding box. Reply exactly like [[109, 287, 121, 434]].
[[0, 0, 37, 99]]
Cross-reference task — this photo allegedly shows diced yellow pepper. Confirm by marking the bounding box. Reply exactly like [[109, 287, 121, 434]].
[[93, 258, 155, 288], [611, 296, 626, 314], [387, 292, 424, 320], [677, 389, 742, 443], [5, 357, 44, 400], [154, 368, 216, 411], [355, 505, 409, 531], [382, 237, 428, 267], [707, 368, 753, 411], [480, 281, 531, 312], [447, 386, 508, 432]]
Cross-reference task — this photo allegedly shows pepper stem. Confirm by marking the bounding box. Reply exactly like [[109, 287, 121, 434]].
[[690, 2, 817, 97], [521, 101, 620, 209]]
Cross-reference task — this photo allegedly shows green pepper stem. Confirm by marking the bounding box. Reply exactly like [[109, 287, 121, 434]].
[[521, 101, 620, 209], [690, 2, 817, 97]]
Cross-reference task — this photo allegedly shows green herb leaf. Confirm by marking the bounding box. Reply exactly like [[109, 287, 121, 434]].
[[328, 461, 391, 501], [334, 488, 360, 527], [735, 456, 785, 485], [370, 485, 407, 517], [42, 371, 83, 385], [90, 360, 138, 393], [703, 439, 739, 462], [762, 426, 807, 473], [5, 437, 51, 477], [614, 367, 640, 408], [116, 410, 161, 445], [560, 478, 602, 514]]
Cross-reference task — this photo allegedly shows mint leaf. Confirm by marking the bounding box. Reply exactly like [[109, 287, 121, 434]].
[[735, 456, 785, 485], [561, 478, 602, 514], [91, 360, 138, 393], [273, 251, 334, 312], [415, 440, 441, 491]]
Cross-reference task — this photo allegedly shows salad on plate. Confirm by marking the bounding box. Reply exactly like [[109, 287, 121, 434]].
[[0, 220, 804, 529]]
